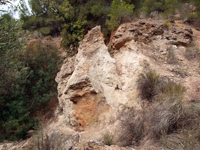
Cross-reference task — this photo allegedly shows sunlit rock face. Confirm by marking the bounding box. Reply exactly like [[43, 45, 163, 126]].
[[55, 25, 143, 132], [54, 20, 195, 148]]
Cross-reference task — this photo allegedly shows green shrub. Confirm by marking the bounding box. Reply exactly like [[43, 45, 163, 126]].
[[161, 81, 185, 97], [163, 20, 171, 27], [143, 0, 164, 16], [39, 27, 53, 35], [0, 17, 60, 141], [143, 0, 178, 18], [189, 14, 198, 19], [163, 0, 178, 18], [106, 0, 134, 31], [61, 20, 86, 54], [194, 0, 200, 18]]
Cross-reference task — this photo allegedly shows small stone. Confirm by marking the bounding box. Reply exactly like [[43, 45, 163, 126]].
[[161, 52, 167, 55], [139, 21, 146, 25], [172, 45, 177, 49], [178, 58, 184, 61]]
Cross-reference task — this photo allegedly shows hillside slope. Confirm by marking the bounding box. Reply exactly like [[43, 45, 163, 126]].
[[1, 19, 200, 150]]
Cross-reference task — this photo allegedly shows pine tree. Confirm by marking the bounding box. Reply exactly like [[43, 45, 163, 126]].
[[106, 0, 135, 31]]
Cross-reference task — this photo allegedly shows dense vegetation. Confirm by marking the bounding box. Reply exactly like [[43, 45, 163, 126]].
[[18, 0, 200, 51], [118, 70, 200, 149], [0, 17, 60, 141], [1, 0, 200, 142]]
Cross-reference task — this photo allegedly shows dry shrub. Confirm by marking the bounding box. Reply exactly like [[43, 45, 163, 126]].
[[117, 108, 142, 146], [102, 131, 114, 146], [137, 70, 160, 101], [162, 105, 200, 150], [32, 123, 50, 150], [119, 101, 200, 147], [184, 44, 199, 60], [137, 70, 183, 101], [119, 71, 200, 148]]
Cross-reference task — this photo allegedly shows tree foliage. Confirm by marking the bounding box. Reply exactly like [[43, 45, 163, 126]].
[[143, 0, 178, 17], [49, 0, 87, 51], [106, 0, 135, 31], [19, 0, 143, 49], [194, 0, 200, 17], [143, 0, 165, 15], [0, 18, 60, 141]]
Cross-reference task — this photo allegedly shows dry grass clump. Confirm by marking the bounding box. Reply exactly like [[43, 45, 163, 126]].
[[102, 132, 114, 146], [118, 70, 200, 148], [162, 105, 200, 150], [137, 70, 160, 101]]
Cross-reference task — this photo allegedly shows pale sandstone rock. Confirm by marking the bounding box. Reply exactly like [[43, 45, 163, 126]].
[[49, 128, 80, 150], [56, 26, 144, 133], [54, 22, 196, 148]]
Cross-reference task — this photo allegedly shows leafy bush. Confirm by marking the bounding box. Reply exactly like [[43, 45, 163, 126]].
[[143, 0, 178, 18], [0, 18, 34, 141], [18, 40, 60, 110], [137, 70, 160, 101]]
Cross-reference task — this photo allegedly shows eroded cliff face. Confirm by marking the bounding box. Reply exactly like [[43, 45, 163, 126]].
[[53, 20, 197, 149], [55, 26, 143, 133]]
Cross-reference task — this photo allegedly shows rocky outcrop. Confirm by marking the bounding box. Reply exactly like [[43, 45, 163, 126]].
[[49, 128, 80, 150], [109, 21, 193, 51], [54, 20, 198, 148], [56, 26, 143, 134], [56, 21, 195, 134]]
